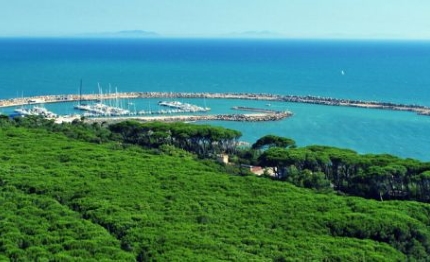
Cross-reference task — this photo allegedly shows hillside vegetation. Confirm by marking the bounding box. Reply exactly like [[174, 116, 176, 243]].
[[1, 116, 430, 261]]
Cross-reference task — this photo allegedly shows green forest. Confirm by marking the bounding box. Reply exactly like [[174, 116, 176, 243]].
[[1, 115, 430, 261]]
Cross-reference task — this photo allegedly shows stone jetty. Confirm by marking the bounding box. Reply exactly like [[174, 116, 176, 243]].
[[1, 91, 430, 116], [85, 111, 293, 124], [232, 106, 281, 114]]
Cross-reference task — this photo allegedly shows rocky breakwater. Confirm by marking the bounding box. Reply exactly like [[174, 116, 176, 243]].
[[86, 110, 292, 124], [214, 110, 292, 122], [279, 95, 430, 115]]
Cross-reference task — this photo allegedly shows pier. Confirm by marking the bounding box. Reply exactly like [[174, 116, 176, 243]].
[[1, 92, 430, 116]]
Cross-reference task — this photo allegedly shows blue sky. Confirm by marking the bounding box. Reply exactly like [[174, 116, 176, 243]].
[[1, 0, 430, 39]]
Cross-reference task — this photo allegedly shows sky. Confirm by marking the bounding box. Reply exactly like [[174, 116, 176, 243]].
[[1, 0, 430, 39]]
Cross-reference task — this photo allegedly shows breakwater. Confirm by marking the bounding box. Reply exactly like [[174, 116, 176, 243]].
[[1, 92, 430, 116], [85, 111, 292, 124], [232, 106, 281, 114]]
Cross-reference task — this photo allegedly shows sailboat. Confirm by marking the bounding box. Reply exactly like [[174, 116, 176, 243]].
[[74, 79, 92, 111], [73, 82, 130, 116], [203, 96, 210, 111]]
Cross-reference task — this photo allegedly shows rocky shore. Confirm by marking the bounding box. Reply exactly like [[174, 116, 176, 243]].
[[1, 91, 430, 116]]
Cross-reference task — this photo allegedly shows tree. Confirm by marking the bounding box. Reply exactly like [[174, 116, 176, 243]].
[[412, 171, 430, 202], [252, 135, 296, 150], [258, 147, 290, 179]]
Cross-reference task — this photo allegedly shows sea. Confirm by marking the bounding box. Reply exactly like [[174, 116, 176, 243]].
[[1, 38, 430, 161]]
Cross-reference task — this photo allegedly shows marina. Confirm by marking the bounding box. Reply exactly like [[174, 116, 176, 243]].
[[2, 92, 430, 116], [1, 92, 293, 123]]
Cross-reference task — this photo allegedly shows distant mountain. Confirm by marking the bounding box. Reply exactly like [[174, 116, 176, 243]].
[[78, 30, 159, 38]]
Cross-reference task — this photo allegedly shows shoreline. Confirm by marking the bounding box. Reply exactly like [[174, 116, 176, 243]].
[[1, 91, 430, 116]]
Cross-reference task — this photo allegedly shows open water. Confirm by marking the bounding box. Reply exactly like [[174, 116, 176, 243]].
[[1, 38, 430, 160]]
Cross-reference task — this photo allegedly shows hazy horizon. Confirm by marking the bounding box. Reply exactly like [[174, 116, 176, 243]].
[[3, 32, 430, 42], [1, 1, 430, 40]]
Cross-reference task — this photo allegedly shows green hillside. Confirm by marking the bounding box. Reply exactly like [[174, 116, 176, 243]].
[[1, 118, 430, 261]]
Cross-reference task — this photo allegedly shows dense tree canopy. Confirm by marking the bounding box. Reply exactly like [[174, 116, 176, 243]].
[[1, 115, 430, 260], [109, 121, 242, 156], [256, 142, 430, 203]]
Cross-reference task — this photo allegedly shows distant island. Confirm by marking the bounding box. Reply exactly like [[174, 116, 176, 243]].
[[74, 30, 288, 39]]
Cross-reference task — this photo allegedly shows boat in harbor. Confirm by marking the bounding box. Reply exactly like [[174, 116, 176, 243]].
[[73, 83, 131, 117], [14, 105, 57, 118], [158, 101, 210, 112], [75, 101, 131, 116]]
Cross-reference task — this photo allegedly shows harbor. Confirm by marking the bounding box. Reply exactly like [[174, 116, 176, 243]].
[[1, 38, 429, 162], [1, 91, 430, 116], [0, 91, 293, 123]]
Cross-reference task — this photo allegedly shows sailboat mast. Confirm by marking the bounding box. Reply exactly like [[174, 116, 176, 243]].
[[79, 79, 83, 105], [98, 83, 103, 103]]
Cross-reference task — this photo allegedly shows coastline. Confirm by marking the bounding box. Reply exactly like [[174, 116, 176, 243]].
[[1, 91, 430, 116]]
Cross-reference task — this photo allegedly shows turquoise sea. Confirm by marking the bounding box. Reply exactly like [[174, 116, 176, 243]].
[[1, 38, 430, 160]]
